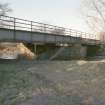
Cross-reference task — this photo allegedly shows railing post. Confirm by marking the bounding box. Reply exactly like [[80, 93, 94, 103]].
[[43, 24, 46, 33], [14, 17, 16, 41], [85, 33, 86, 39], [31, 21, 32, 32], [31, 21, 33, 42], [80, 32, 82, 43], [76, 31, 77, 38], [94, 34, 97, 44], [69, 29, 71, 36], [55, 26, 57, 35]]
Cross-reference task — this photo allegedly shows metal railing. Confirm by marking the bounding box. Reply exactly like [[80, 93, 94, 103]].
[[0, 16, 94, 37], [0, 15, 102, 44]]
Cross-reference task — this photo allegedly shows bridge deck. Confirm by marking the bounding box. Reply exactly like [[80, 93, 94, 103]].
[[0, 15, 102, 45]]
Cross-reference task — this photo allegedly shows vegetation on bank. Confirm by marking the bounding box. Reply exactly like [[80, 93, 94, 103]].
[[0, 60, 105, 105]]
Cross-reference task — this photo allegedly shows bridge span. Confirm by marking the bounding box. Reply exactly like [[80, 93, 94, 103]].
[[0, 15, 102, 45], [0, 15, 104, 59]]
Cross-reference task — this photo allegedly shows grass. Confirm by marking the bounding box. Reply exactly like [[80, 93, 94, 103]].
[[0, 60, 105, 105]]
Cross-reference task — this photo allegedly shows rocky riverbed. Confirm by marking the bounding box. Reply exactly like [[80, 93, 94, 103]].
[[1, 59, 105, 105]]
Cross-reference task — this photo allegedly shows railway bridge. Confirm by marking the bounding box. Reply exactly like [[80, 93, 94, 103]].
[[0, 15, 104, 59]]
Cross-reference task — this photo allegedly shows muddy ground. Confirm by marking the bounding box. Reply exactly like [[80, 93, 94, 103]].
[[0, 59, 105, 105]]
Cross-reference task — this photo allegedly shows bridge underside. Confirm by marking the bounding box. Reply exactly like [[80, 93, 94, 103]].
[[23, 43, 101, 60]]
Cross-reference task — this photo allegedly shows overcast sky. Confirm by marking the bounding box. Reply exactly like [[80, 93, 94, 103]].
[[1, 0, 90, 32]]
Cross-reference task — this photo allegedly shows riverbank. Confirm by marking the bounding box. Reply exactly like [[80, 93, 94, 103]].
[[0, 60, 105, 105]]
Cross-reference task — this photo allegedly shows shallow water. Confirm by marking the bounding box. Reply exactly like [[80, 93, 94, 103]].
[[0, 59, 105, 105]]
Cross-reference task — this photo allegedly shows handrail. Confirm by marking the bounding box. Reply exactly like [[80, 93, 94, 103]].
[[0, 15, 99, 42]]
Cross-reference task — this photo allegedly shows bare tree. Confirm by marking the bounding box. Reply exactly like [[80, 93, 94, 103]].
[[0, 3, 13, 28], [81, 0, 105, 33], [0, 3, 12, 16]]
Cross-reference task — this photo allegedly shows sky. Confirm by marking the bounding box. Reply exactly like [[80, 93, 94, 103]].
[[0, 0, 90, 32]]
